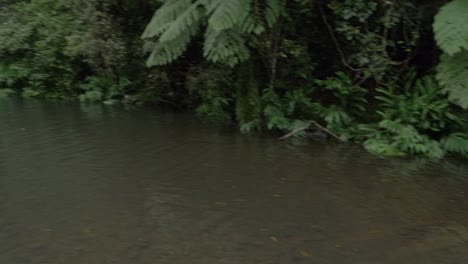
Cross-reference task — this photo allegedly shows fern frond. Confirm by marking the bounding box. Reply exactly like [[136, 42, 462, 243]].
[[158, 3, 203, 42], [239, 10, 264, 34], [142, 0, 194, 39], [436, 52, 468, 109], [146, 26, 195, 66], [142, 0, 285, 67], [142, 0, 204, 66], [433, 0, 468, 55], [441, 132, 468, 157], [207, 0, 251, 31], [264, 0, 281, 27], [203, 26, 250, 66]]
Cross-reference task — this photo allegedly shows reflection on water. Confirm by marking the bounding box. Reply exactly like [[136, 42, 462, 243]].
[[1, 98, 467, 264]]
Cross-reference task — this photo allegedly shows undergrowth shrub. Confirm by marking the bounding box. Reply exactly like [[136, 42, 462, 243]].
[[313, 71, 368, 140], [0, 88, 14, 97], [186, 66, 234, 122], [257, 88, 314, 135], [361, 73, 465, 158], [440, 133, 468, 158], [0, 0, 79, 97], [79, 74, 131, 104]]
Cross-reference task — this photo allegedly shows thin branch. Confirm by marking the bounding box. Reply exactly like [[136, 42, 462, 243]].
[[157, 99, 181, 108], [318, 4, 368, 72], [310, 120, 344, 142], [278, 120, 344, 142], [278, 123, 311, 140]]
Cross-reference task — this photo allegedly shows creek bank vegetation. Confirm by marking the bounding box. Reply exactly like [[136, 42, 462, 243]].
[[0, 0, 467, 158]]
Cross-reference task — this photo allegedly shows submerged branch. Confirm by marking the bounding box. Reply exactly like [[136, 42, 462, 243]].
[[278, 120, 344, 142], [278, 123, 311, 140]]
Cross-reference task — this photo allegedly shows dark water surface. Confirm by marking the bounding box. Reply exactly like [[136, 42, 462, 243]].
[[1, 98, 467, 264]]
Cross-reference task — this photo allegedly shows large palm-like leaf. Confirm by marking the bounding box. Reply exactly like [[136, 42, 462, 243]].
[[433, 0, 468, 55], [142, 0, 284, 66], [436, 52, 468, 109], [433, 0, 468, 109]]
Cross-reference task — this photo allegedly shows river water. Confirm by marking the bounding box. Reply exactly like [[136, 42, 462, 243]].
[[1, 98, 467, 264]]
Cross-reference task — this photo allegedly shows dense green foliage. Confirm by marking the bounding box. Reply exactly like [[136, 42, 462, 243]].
[[1, 0, 467, 159], [142, 0, 283, 66], [433, 0, 468, 109], [0, 0, 78, 98]]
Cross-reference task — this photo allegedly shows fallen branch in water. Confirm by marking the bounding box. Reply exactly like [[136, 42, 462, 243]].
[[278, 120, 344, 142], [310, 120, 344, 142], [157, 99, 180, 108], [278, 122, 311, 140]]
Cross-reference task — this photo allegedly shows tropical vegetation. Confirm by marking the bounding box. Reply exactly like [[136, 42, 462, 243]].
[[0, 0, 467, 159]]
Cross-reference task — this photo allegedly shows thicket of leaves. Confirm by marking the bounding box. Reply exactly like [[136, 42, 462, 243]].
[[0, 0, 161, 101], [0, 0, 78, 98], [0, 0, 467, 159], [360, 74, 466, 158], [65, 0, 127, 76]]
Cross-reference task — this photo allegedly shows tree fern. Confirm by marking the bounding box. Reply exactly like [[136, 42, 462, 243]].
[[146, 29, 195, 66], [264, 0, 281, 27], [203, 27, 250, 66], [433, 0, 468, 56], [207, 0, 251, 31], [142, 0, 204, 66], [158, 3, 202, 43], [141, 0, 198, 40], [433, 0, 468, 109], [436, 52, 468, 109], [142, 0, 284, 67]]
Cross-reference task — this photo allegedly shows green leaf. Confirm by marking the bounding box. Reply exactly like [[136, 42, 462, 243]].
[[441, 133, 468, 157], [143, 0, 285, 67], [433, 0, 468, 55], [436, 52, 468, 109], [207, 0, 251, 31]]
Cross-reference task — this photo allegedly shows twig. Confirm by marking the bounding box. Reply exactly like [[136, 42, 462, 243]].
[[318, 4, 368, 72], [278, 120, 344, 142], [310, 120, 344, 142], [157, 99, 180, 108], [278, 123, 312, 140]]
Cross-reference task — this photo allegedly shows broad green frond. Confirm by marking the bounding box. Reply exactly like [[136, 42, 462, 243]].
[[159, 3, 203, 42], [142, 0, 204, 66], [436, 52, 468, 109], [142, 0, 285, 67], [203, 26, 250, 66], [207, 0, 252, 31], [239, 12, 264, 34], [142, 0, 194, 39], [441, 133, 468, 157], [265, 0, 281, 27], [433, 0, 468, 55], [146, 26, 196, 66]]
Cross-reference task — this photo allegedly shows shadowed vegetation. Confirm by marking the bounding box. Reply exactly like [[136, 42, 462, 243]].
[[0, 0, 467, 158]]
